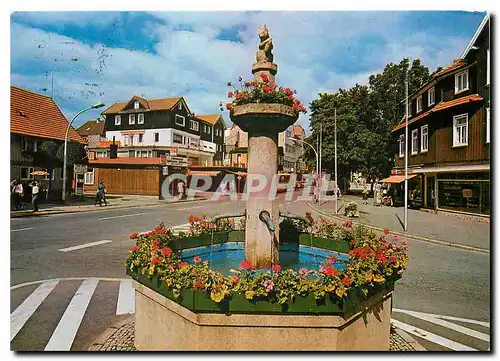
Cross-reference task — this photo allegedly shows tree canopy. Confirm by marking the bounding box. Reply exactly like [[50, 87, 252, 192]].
[[306, 58, 432, 183]]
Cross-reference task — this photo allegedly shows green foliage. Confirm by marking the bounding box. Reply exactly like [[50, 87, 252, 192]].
[[308, 58, 432, 181], [56, 141, 85, 165]]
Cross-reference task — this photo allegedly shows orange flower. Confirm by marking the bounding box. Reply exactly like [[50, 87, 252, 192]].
[[343, 276, 352, 286]]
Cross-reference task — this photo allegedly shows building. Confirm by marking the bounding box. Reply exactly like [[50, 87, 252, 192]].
[[390, 14, 490, 216], [76, 119, 106, 148], [91, 96, 225, 167], [224, 124, 306, 172], [10, 86, 85, 200]]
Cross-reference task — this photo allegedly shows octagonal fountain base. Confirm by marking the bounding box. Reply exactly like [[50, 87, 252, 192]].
[[132, 280, 393, 351]]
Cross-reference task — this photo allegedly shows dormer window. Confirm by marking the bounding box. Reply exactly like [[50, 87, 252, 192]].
[[134, 101, 139, 110], [178, 102, 182, 111], [455, 70, 469, 93], [129, 114, 135, 125]]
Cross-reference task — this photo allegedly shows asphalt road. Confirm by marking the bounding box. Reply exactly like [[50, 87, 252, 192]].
[[10, 195, 490, 351]]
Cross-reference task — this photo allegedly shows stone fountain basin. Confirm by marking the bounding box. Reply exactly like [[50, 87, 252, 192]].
[[129, 230, 396, 350]]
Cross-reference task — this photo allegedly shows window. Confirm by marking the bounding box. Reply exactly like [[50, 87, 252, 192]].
[[173, 133, 182, 144], [399, 135, 405, 158], [421, 125, 429, 152], [190, 120, 199, 131], [21, 138, 37, 152], [175, 115, 185, 126], [486, 108, 490, 143], [138, 114, 144, 124], [428, 87, 435, 106], [206, 125, 211, 134], [124, 135, 129, 146], [416, 96, 423, 113], [408, 102, 412, 118], [134, 101, 139, 110], [455, 70, 469, 93], [20, 166, 34, 180], [129, 114, 135, 125], [139, 133, 143, 143], [154, 132, 160, 143], [411, 129, 418, 155], [136, 150, 148, 158], [44, 171, 55, 181], [453, 114, 468, 147], [178, 102, 182, 110], [487, 49, 490, 85], [115, 115, 121, 125], [84, 168, 94, 185]]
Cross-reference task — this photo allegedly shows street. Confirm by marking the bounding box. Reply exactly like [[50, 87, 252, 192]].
[[11, 195, 490, 351]]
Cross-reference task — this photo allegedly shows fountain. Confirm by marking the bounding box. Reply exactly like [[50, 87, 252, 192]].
[[127, 26, 407, 351]]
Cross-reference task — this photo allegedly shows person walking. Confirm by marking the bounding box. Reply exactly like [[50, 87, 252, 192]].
[[177, 181, 185, 201], [12, 180, 24, 211], [97, 181, 107, 206], [29, 180, 40, 212], [362, 184, 369, 205]]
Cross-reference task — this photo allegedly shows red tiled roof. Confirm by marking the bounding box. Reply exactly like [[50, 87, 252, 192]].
[[433, 59, 467, 77], [102, 96, 182, 115], [89, 157, 162, 165], [76, 120, 105, 137], [11, 86, 84, 143], [98, 140, 121, 147], [393, 94, 483, 132], [195, 114, 219, 125]]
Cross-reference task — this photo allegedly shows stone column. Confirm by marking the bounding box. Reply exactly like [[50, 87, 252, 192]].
[[245, 134, 279, 269]]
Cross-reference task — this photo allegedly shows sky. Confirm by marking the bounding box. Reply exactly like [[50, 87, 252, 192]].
[[10, 11, 486, 131]]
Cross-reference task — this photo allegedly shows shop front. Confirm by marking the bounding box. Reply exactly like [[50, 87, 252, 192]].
[[379, 174, 423, 208]]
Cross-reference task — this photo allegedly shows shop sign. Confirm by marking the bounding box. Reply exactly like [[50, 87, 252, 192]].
[[463, 189, 473, 198], [74, 164, 88, 174]]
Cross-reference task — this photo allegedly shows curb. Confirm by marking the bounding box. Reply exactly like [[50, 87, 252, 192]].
[[10, 197, 209, 218], [89, 315, 136, 351], [392, 326, 427, 351], [307, 202, 489, 254]]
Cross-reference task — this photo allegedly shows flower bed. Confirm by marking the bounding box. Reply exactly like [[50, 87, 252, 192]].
[[126, 214, 407, 314]]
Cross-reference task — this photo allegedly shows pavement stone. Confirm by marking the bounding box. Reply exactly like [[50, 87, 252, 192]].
[[89, 316, 424, 351]]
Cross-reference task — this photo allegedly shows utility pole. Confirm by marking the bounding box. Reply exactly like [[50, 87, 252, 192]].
[[404, 63, 409, 231], [319, 123, 322, 204], [335, 108, 338, 214]]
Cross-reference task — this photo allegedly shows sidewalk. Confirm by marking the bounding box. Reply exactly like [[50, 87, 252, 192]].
[[89, 316, 425, 351], [309, 195, 490, 251], [10, 194, 207, 218]]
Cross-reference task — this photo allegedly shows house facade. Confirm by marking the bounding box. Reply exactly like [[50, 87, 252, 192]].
[[10, 86, 85, 200], [91, 96, 225, 167], [391, 14, 490, 216], [76, 119, 106, 148]]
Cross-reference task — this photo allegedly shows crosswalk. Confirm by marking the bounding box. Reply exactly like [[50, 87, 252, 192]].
[[11, 277, 490, 351]]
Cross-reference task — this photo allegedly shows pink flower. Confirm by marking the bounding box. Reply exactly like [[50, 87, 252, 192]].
[[383, 228, 390, 235], [402, 240, 408, 246], [393, 235, 399, 241], [263, 279, 275, 293], [193, 256, 202, 263], [129, 232, 138, 239], [240, 260, 252, 270], [298, 268, 309, 276], [129, 245, 140, 252], [272, 264, 281, 273]]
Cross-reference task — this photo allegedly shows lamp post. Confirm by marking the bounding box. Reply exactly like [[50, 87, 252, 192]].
[[289, 137, 319, 198], [62, 102, 105, 202]]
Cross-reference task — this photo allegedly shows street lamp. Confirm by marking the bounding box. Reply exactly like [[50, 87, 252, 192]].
[[289, 137, 319, 199], [62, 102, 105, 202]]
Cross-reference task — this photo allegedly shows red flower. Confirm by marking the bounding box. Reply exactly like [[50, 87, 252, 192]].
[[284, 88, 293, 96], [350, 241, 357, 246], [327, 257, 336, 264], [272, 264, 281, 273], [231, 275, 240, 284], [194, 256, 202, 263], [193, 278, 205, 290], [153, 240, 160, 247], [321, 265, 338, 277], [260, 73, 269, 82], [402, 240, 408, 246], [240, 260, 252, 270], [343, 276, 352, 286], [180, 262, 189, 268], [151, 256, 162, 265], [228, 91, 233, 98], [129, 245, 140, 252], [226, 103, 232, 110], [151, 245, 159, 251], [161, 246, 172, 257], [129, 232, 138, 239], [383, 228, 390, 235]]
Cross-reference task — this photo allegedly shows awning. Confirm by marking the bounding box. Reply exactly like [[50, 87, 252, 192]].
[[31, 170, 49, 176], [188, 170, 220, 176], [380, 175, 418, 184]]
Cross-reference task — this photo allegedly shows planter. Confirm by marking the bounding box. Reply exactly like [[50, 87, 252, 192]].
[[230, 103, 298, 135], [299, 234, 350, 253]]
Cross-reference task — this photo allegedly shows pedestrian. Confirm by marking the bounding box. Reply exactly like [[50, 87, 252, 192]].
[[97, 181, 107, 206], [29, 180, 40, 212], [12, 179, 24, 211], [177, 181, 185, 201], [362, 184, 369, 205]]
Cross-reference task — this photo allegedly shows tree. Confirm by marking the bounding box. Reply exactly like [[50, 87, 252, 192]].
[[56, 141, 86, 165], [307, 58, 432, 188]]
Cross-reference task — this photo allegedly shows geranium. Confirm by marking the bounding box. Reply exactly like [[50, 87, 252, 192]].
[[263, 279, 275, 293], [240, 260, 252, 270], [193, 256, 202, 263], [129, 232, 138, 239], [161, 246, 172, 257], [383, 228, 390, 235], [179, 262, 189, 268], [272, 264, 281, 273], [327, 257, 336, 264], [343, 276, 352, 286], [151, 256, 162, 265], [298, 268, 309, 276], [129, 245, 140, 252], [321, 265, 338, 277], [228, 91, 233, 98]]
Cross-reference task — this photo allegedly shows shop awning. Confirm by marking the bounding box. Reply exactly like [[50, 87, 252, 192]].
[[380, 175, 417, 184], [188, 170, 220, 176]]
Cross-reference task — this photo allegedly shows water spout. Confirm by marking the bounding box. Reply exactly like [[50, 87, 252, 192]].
[[259, 210, 275, 232]]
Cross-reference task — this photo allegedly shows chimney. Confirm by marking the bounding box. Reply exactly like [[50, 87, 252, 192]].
[[109, 136, 118, 159]]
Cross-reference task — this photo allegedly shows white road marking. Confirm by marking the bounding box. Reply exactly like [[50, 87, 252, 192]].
[[178, 206, 203, 211], [391, 319, 477, 351], [11, 227, 33, 232], [98, 212, 147, 221], [58, 240, 112, 252], [116, 279, 135, 315], [44, 278, 99, 351], [11, 279, 60, 341], [393, 309, 489, 342], [392, 308, 490, 328]]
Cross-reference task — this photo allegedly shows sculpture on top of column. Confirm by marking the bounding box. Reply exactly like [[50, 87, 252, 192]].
[[256, 25, 274, 64]]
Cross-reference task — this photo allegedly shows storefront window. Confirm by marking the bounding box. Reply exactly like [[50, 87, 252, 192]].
[[438, 180, 489, 215]]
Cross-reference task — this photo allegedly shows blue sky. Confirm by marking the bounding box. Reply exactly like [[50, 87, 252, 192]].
[[10, 11, 486, 130]]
